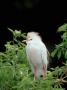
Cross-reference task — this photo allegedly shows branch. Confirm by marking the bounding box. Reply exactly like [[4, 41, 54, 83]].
[[56, 78, 67, 84]]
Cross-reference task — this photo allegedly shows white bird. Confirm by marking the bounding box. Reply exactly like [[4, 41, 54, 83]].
[[25, 32, 48, 80]]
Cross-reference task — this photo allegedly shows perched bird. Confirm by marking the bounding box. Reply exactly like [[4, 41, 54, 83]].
[[25, 32, 48, 80]]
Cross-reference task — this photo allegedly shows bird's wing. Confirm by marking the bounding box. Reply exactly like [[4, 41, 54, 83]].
[[41, 45, 48, 69]]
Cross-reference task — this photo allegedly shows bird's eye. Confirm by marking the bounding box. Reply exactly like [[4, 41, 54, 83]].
[[30, 39, 32, 40]]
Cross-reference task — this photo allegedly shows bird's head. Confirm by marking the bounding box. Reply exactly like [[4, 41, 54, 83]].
[[26, 32, 42, 42], [22, 32, 42, 44]]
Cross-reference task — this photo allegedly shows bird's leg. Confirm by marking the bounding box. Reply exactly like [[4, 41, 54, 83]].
[[34, 66, 37, 80], [42, 65, 47, 80]]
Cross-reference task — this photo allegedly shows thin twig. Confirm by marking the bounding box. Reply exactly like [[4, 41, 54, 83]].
[[56, 78, 67, 84]]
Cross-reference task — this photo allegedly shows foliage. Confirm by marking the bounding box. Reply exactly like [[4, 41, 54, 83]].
[[51, 23, 67, 60], [0, 27, 66, 90]]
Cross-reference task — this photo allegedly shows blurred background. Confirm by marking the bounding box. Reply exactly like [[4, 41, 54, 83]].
[[0, 0, 67, 51]]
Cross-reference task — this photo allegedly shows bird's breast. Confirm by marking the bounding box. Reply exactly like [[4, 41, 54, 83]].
[[26, 43, 43, 66]]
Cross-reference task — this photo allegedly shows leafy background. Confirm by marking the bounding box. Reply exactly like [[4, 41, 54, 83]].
[[0, 24, 67, 90]]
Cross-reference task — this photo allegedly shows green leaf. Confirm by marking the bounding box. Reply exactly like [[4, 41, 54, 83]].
[[57, 50, 61, 59], [57, 23, 67, 32], [51, 49, 58, 57], [61, 32, 67, 40], [65, 51, 67, 59]]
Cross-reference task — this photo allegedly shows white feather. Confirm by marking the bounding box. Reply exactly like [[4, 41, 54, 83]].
[[26, 32, 48, 79]]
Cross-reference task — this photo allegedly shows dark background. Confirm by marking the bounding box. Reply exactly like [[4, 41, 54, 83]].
[[0, 0, 67, 52]]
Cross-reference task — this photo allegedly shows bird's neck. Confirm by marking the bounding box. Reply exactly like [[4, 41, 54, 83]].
[[26, 39, 42, 45]]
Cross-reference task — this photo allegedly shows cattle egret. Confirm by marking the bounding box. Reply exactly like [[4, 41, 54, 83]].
[[25, 32, 48, 80]]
